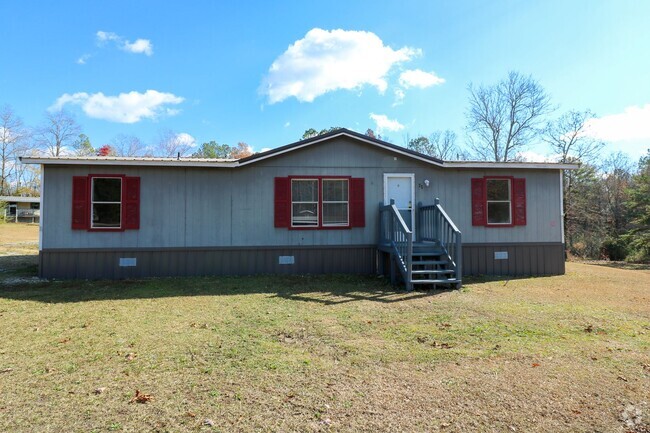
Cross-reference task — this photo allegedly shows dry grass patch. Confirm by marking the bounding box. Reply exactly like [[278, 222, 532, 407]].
[[0, 223, 39, 280], [0, 225, 648, 432]]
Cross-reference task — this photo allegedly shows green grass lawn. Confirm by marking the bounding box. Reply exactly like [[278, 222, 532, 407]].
[[0, 230, 649, 432]]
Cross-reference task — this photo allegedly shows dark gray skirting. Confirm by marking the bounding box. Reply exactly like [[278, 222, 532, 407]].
[[39, 245, 378, 280], [39, 242, 565, 280]]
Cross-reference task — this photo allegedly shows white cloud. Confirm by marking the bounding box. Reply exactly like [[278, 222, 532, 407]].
[[96, 30, 153, 56], [96, 31, 120, 42], [583, 104, 650, 142], [284, 121, 291, 128], [175, 132, 197, 148], [76, 54, 91, 65], [516, 150, 553, 162], [392, 88, 405, 107], [369, 113, 404, 133], [398, 69, 445, 89], [50, 90, 184, 123], [263, 28, 420, 103], [123, 39, 153, 56]]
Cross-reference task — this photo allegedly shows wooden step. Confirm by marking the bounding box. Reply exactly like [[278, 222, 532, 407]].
[[412, 269, 455, 275], [412, 260, 448, 266], [413, 252, 445, 258], [411, 278, 460, 284], [413, 246, 444, 252]]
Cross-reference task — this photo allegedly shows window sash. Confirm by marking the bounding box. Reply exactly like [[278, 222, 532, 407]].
[[291, 179, 319, 227], [486, 179, 511, 225], [91, 177, 122, 229], [322, 179, 349, 226]]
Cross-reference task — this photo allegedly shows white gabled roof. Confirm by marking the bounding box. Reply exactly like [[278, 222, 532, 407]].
[[0, 195, 40, 203], [444, 161, 579, 170], [20, 155, 238, 168], [20, 129, 579, 171]]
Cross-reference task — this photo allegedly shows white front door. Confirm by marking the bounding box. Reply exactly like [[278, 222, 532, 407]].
[[384, 173, 415, 232]]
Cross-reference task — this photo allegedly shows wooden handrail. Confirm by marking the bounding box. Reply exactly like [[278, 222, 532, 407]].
[[417, 198, 462, 285], [379, 199, 413, 290]]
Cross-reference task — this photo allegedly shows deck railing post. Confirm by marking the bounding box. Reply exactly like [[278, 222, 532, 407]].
[[406, 231, 413, 291], [455, 231, 462, 288], [389, 199, 395, 244], [417, 201, 422, 242], [379, 202, 384, 245], [433, 198, 440, 246]]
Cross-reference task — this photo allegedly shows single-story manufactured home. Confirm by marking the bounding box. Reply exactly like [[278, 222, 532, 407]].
[[21, 129, 577, 288], [1, 195, 40, 223]]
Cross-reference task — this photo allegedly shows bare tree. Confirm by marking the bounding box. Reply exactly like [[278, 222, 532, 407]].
[[155, 130, 193, 157], [407, 130, 458, 160], [601, 152, 633, 234], [230, 142, 253, 159], [111, 134, 146, 157], [35, 110, 81, 157], [13, 148, 41, 195], [543, 110, 604, 163], [466, 71, 552, 161], [0, 105, 31, 195]]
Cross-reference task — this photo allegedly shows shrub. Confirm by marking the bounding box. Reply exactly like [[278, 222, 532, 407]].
[[600, 237, 629, 261]]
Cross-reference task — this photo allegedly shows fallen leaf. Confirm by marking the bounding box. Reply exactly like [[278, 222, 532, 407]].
[[532, 363, 541, 368], [130, 390, 153, 404], [571, 409, 582, 415], [59, 338, 71, 344], [94, 387, 106, 395], [584, 325, 593, 333], [125, 353, 137, 361], [186, 411, 196, 417]]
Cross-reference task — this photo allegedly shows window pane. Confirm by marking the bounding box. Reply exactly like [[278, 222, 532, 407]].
[[323, 179, 348, 201], [93, 178, 122, 202], [292, 203, 318, 226], [486, 179, 509, 201], [487, 202, 511, 224], [291, 180, 317, 202], [323, 203, 348, 226], [92, 203, 121, 228]]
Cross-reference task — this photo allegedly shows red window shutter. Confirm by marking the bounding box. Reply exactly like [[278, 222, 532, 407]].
[[274, 177, 291, 228], [349, 177, 365, 227], [123, 176, 140, 230], [471, 178, 487, 226], [513, 178, 526, 226], [71, 176, 89, 230]]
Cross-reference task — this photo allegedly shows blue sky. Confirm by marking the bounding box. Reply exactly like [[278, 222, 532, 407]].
[[1, 0, 649, 159]]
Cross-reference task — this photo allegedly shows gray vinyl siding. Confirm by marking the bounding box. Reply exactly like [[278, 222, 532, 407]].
[[41, 136, 563, 250]]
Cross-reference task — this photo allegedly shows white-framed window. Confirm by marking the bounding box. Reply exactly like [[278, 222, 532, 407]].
[[486, 178, 511, 225], [91, 177, 122, 228], [322, 179, 349, 226], [291, 179, 318, 227]]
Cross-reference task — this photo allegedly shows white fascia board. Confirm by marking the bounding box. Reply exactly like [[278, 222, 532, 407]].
[[19, 157, 238, 168], [237, 132, 445, 168], [443, 162, 580, 170]]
